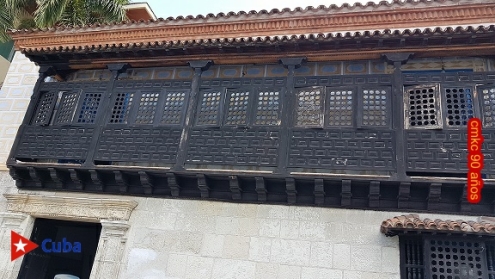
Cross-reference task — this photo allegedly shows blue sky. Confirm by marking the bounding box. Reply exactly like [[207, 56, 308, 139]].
[[140, 0, 373, 18]]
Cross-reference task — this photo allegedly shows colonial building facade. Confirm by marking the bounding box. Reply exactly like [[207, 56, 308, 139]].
[[1, 0, 495, 278]]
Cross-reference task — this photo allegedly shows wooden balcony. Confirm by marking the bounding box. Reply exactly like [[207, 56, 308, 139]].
[[7, 61, 495, 215]]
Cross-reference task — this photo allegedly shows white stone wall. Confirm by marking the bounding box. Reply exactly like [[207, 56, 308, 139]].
[[0, 56, 11, 85], [121, 198, 403, 279], [0, 172, 482, 279]]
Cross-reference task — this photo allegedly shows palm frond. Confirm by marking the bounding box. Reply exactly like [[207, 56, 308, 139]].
[[34, 0, 71, 27], [88, 0, 127, 24], [0, 0, 14, 42]]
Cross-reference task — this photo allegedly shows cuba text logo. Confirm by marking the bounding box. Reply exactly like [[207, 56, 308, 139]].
[[42, 238, 82, 253]]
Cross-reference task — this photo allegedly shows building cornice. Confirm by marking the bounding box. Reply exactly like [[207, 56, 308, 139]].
[[3, 194, 138, 222], [10, 1, 495, 54]]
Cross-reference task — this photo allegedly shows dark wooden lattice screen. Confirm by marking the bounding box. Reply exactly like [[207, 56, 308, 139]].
[[425, 238, 486, 279], [135, 92, 159, 124], [161, 90, 188, 125], [54, 91, 79, 125], [401, 236, 495, 279], [443, 86, 474, 127], [110, 92, 133, 124], [404, 85, 442, 129], [197, 90, 223, 126], [360, 87, 390, 127], [77, 93, 102, 124], [295, 86, 323, 127], [326, 88, 354, 127], [480, 87, 495, 128], [32, 91, 57, 125], [225, 89, 250, 126], [254, 89, 281, 126]]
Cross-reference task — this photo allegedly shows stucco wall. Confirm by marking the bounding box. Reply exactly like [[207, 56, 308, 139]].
[[0, 52, 37, 169], [0, 56, 11, 85]]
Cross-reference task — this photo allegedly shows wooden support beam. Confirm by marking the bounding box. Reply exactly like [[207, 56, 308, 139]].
[[167, 173, 180, 197], [314, 178, 325, 205], [229, 176, 242, 200], [139, 171, 154, 195], [286, 178, 297, 204], [27, 167, 42, 188], [459, 185, 471, 213], [89, 169, 104, 191], [68, 168, 84, 190], [255, 177, 267, 202], [428, 183, 442, 211], [48, 168, 66, 189], [197, 174, 209, 198], [369, 181, 380, 208], [9, 168, 23, 187], [341, 180, 352, 207], [397, 182, 411, 209], [114, 170, 129, 193]]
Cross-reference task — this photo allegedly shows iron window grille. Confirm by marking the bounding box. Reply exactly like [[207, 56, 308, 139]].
[[400, 235, 495, 279], [404, 84, 485, 129]]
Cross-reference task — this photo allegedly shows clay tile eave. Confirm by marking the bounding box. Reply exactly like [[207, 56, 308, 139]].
[[381, 215, 495, 237]]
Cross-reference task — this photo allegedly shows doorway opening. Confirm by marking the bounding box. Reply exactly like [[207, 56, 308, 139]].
[[17, 218, 102, 279]]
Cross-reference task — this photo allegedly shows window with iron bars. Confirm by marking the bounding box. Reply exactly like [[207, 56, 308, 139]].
[[400, 235, 495, 279]]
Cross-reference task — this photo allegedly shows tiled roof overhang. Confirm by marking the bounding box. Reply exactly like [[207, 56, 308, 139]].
[[381, 215, 495, 237], [8, 0, 495, 56]]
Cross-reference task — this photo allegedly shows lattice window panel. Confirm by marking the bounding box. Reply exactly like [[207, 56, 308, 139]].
[[444, 87, 474, 127], [135, 92, 159, 124], [225, 89, 250, 126], [110, 93, 134, 124], [255, 90, 281, 126], [161, 91, 187, 125], [197, 90, 222, 126], [361, 88, 389, 127], [77, 93, 102, 124], [327, 89, 353, 126], [295, 87, 323, 127], [54, 92, 79, 124], [32, 91, 57, 125], [405, 85, 442, 129], [426, 239, 485, 279], [486, 242, 495, 279], [481, 88, 495, 128], [402, 237, 424, 279]]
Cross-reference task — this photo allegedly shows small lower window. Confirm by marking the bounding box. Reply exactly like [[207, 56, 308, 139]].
[[400, 235, 495, 279]]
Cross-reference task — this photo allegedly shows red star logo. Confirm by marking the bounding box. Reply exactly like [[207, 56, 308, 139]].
[[11, 231, 38, 261]]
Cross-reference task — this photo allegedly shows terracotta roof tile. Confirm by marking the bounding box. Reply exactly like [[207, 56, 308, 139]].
[[8, 0, 471, 34], [381, 214, 495, 237], [17, 25, 495, 54]]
